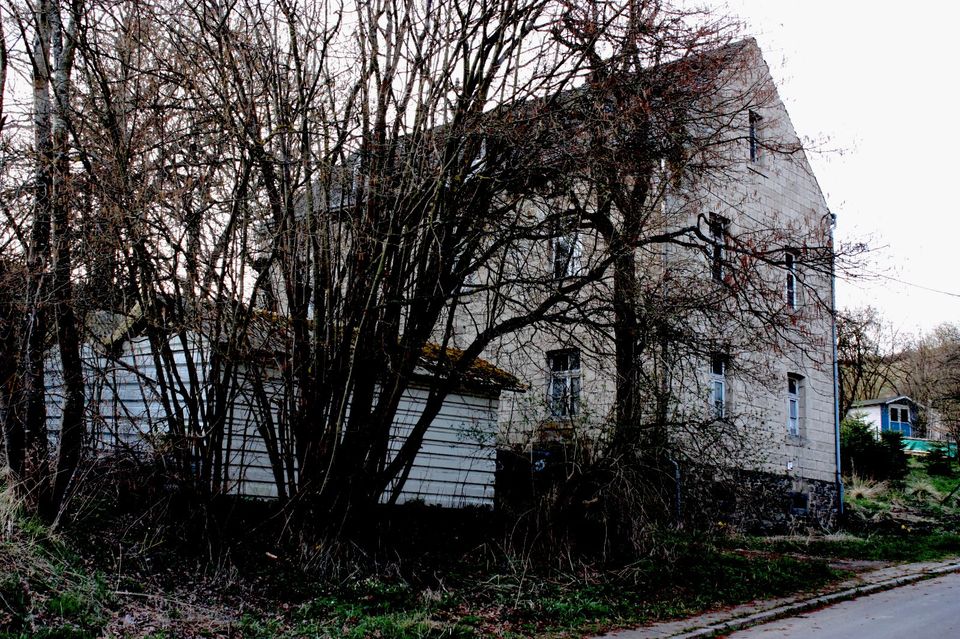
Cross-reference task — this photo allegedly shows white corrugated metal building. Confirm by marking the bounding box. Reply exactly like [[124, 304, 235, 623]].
[[45, 314, 519, 508]]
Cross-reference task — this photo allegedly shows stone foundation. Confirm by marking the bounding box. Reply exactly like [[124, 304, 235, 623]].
[[496, 448, 841, 534], [693, 468, 840, 533]]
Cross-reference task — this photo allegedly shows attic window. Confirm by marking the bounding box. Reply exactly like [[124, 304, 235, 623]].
[[749, 110, 762, 162], [785, 250, 798, 309], [552, 233, 581, 279], [709, 214, 728, 283]]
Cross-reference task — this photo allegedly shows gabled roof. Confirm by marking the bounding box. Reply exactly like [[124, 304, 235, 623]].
[[850, 395, 918, 408]]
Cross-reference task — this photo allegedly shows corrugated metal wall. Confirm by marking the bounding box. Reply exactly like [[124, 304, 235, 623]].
[[45, 336, 498, 508]]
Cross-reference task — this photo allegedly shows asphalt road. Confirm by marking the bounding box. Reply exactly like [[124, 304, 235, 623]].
[[724, 571, 960, 638]]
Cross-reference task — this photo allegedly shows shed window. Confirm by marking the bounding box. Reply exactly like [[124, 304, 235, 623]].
[[887, 405, 912, 436]]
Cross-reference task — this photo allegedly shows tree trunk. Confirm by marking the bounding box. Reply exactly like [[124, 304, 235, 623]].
[[14, 0, 55, 508], [49, 0, 81, 513]]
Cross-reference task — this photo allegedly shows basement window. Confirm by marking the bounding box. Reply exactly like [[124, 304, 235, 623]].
[[789, 491, 809, 516]]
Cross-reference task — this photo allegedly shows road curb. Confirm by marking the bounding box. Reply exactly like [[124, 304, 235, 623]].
[[667, 560, 960, 638]]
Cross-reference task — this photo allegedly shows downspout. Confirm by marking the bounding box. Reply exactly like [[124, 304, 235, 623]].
[[668, 456, 682, 527], [827, 211, 844, 518]]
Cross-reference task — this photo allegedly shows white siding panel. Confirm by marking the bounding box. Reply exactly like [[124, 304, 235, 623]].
[[45, 336, 499, 509], [382, 384, 497, 508]]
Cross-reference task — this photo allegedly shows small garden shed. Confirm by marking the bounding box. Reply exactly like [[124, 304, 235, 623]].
[[847, 396, 919, 438]]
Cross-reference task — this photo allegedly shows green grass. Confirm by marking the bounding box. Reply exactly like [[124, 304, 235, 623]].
[[845, 457, 960, 520], [738, 457, 960, 566], [0, 509, 111, 639], [0, 505, 851, 639], [743, 532, 960, 563]]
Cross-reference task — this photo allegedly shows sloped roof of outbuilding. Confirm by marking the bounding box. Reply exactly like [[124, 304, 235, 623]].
[[83, 305, 523, 393], [850, 395, 918, 408]]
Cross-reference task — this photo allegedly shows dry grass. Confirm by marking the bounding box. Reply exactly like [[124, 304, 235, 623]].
[[846, 474, 889, 501], [906, 479, 943, 502], [0, 469, 22, 540]]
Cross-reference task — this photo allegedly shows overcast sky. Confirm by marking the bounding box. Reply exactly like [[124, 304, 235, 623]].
[[723, 1, 960, 337]]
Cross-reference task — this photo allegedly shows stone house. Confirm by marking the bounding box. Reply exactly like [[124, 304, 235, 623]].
[[452, 39, 842, 526], [252, 38, 841, 525]]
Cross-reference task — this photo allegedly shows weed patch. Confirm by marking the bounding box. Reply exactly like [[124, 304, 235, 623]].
[[0, 474, 881, 638]]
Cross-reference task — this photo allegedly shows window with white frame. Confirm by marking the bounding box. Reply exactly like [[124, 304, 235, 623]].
[[749, 110, 762, 162], [887, 405, 911, 435], [710, 353, 727, 419], [552, 233, 581, 279], [547, 349, 581, 418], [709, 214, 728, 283], [787, 374, 804, 436], [785, 250, 798, 309]]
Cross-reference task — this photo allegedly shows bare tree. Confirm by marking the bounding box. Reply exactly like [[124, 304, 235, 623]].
[[897, 324, 960, 446], [484, 6, 840, 456], [837, 306, 900, 417], [0, 0, 84, 516], [0, 0, 849, 544]]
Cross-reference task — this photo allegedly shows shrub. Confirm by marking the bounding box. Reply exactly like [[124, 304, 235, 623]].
[[840, 416, 908, 480], [924, 446, 955, 476], [878, 431, 909, 479]]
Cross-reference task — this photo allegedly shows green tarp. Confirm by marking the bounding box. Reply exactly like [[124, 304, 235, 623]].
[[903, 437, 958, 456]]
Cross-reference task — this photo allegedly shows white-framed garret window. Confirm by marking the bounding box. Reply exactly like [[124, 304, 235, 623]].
[[785, 250, 798, 309], [787, 373, 804, 436], [709, 214, 729, 283], [710, 353, 728, 419], [552, 232, 582, 280], [547, 349, 581, 418], [748, 110, 763, 162]]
